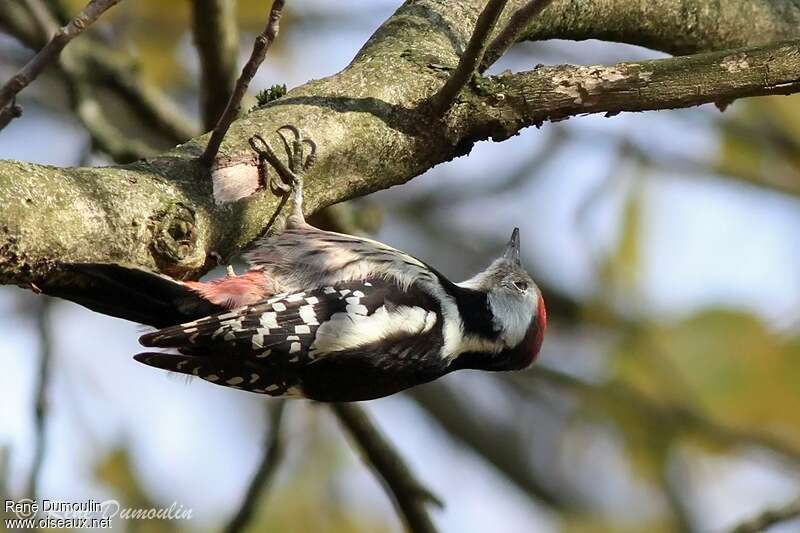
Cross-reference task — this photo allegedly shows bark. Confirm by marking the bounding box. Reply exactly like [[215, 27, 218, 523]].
[[2, 0, 800, 312], [521, 0, 800, 56]]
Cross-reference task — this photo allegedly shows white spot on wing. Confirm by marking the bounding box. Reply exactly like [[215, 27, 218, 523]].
[[311, 305, 431, 354], [226, 377, 244, 385], [295, 325, 311, 334], [299, 305, 317, 325], [346, 304, 368, 315], [272, 302, 286, 312], [260, 312, 278, 329]]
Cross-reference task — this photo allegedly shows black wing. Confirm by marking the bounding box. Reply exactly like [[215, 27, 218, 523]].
[[135, 278, 443, 399]]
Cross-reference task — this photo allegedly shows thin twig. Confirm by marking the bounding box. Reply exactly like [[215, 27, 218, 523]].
[[330, 403, 442, 533], [201, 0, 286, 165], [729, 497, 800, 533], [224, 400, 287, 533], [0, 0, 122, 131], [479, 0, 555, 71], [27, 297, 52, 500], [428, 0, 509, 116], [191, 0, 239, 130]]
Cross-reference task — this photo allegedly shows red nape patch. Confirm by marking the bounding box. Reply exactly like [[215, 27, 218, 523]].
[[531, 292, 547, 360]]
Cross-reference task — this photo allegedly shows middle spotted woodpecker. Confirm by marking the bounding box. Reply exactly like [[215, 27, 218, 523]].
[[77, 126, 547, 402]]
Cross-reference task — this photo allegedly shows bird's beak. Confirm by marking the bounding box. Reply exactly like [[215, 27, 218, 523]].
[[503, 227, 521, 265]]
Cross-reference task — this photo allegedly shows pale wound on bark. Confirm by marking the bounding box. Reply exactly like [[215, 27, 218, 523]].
[[721, 53, 750, 73], [211, 154, 261, 205], [551, 65, 647, 105]]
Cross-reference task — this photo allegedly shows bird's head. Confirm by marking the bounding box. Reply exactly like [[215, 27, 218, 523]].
[[460, 228, 547, 366]]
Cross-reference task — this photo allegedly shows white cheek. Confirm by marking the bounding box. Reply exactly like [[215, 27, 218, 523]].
[[489, 292, 536, 347]]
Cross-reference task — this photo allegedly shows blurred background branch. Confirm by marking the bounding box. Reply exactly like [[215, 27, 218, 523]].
[[191, 0, 238, 131], [224, 400, 287, 533], [332, 403, 442, 533]]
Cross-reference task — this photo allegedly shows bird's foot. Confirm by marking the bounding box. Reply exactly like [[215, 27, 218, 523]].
[[249, 125, 316, 196]]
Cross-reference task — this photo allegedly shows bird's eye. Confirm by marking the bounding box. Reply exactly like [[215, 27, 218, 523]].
[[513, 280, 528, 292]]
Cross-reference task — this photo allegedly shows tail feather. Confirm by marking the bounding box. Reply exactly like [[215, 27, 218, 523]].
[[64, 263, 227, 328], [134, 352, 293, 396]]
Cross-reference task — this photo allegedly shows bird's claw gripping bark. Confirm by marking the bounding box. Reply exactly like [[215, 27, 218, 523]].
[[249, 125, 316, 195], [248, 125, 316, 221]]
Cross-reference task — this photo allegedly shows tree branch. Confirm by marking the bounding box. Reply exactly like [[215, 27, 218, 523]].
[[428, 0, 509, 115], [0, 1, 196, 146], [479, 0, 554, 71], [520, 0, 800, 56], [410, 382, 570, 508], [5, 1, 800, 319], [330, 403, 442, 533], [729, 498, 800, 533], [201, 0, 286, 165], [191, 0, 239, 131], [460, 39, 800, 143], [224, 401, 286, 533], [26, 296, 52, 501], [0, 0, 123, 131], [520, 367, 800, 465]]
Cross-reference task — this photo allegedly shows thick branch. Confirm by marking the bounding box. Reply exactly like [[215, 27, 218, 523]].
[[4, 1, 800, 317], [0, 0, 122, 131], [331, 403, 441, 533], [191, 0, 239, 130], [521, 0, 800, 56]]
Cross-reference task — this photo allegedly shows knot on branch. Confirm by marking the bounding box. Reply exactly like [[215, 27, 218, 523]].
[[150, 202, 200, 274]]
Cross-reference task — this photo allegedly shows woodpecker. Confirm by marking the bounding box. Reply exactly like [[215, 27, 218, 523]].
[[75, 126, 547, 401]]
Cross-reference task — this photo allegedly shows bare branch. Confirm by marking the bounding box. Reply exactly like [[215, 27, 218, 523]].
[[27, 296, 52, 500], [428, 0, 509, 116], [463, 39, 800, 143], [0, 103, 23, 131], [479, 0, 555, 71], [0, 0, 123, 131], [331, 403, 442, 533], [224, 401, 287, 533], [201, 0, 286, 165], [520, 0, 800, 57], [729, 498, 800, 533], [191, 0, 239, 130]]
